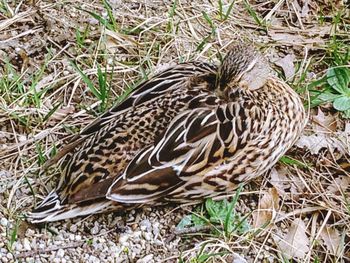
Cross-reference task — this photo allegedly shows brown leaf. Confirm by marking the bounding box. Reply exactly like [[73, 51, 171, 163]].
[[275, 218, 309, 259], [312, 108, 337, 133], [274, 54, 295, 79], [270, 168, 290, 196], [48, 106, 75, 123], [326, 176, 350, 194], [270, 167, 305, 198], [252, 187, 279, 228], [295, 134, 346, 154], [269, 31, 324, 45], [104, 29, 138, 55], [319, 226, 343, 257], [296, 109, 348, 154]]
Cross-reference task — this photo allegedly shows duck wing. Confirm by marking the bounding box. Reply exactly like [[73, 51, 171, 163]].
[[106, 103, 240, 203], [44, 62, 217, 168]]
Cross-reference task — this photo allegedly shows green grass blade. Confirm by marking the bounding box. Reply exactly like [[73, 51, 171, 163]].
[[224, 184, 243, 235], [71, 61, 101, 99], [224, 0, 236, 20]]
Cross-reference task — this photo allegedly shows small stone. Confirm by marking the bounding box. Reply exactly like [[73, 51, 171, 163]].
[[23, 238, 31, 251], [6, 253, 13, 260], [154, 239, 163, 246], [143, 232, 152, 241], [14, 241, 23, 251], [91, 222, 100, 235], [119, 234, 129, 244], [18, 135, 27, 142], [69, 224, 77, 233], [89, 255, 99, 262], [38, 243, 45, 249], [25, 229, 35, 237], [57, 249, 65, 258], [0, 218, 8, 226], [136, 254, 153, 263], [140, 219, 152, 232]]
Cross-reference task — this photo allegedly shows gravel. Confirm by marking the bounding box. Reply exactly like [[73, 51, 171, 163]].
[[0, 206, 183, 262]]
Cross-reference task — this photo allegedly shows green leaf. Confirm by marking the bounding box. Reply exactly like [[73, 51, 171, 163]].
[[224, 184, 242, 235], [191, 214, 207, 227], [176, 215, 192, 230], [318, 92, 342, 102], [326, 67, 350, 94], [279, 156, 310, 168], [307, 75, 327, 90], [205, 198, 226, 224], [343, 109, 350, 118], [333, 96, 350, 111]]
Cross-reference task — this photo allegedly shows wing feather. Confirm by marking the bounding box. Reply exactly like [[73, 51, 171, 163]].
[[106, 104, 239, 203], [44, 62, 217, 169]]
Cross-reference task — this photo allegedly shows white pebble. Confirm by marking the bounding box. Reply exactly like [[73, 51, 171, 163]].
[[23, 238, 31, 250], [90, 222, 100, 235], [89, 255, 100, 263], [69, 225, 77, 233], [14, 241, 23, 251], [0, 218, 8, 226], [25, 229, 35, 237], [136, 254, 153, 263], [119, 234, 129, 244], [143, 232, 152, 241], [38, 243, 45, 249], [56, 248, 65, 258], [18, 135, 27, 142]]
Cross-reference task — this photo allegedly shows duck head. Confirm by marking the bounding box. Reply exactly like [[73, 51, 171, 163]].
[[216, 45, 272, 96]]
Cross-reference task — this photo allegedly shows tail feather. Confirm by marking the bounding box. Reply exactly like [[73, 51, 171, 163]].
[[28, 191, 115, 223]]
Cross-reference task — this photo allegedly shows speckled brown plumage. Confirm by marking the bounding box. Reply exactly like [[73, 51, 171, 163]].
[[29, 45, 306, 223]]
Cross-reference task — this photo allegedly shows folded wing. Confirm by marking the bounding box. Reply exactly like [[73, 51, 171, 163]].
[[107, 103, 240, 203]]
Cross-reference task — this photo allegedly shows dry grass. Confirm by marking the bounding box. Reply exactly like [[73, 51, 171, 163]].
[[0, 0, 349, 262]]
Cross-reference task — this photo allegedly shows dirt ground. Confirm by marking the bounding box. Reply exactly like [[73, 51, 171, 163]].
[[0, 0, 349, 262]]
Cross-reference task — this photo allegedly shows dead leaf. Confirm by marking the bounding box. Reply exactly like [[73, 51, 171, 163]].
[[295, 134, 347, 154], [312, 108, 337, 133], [270, 168, 290, 196], [296, 109, 348, 154], [275, 218, 309, 259], [252, 187, 279, 228], [35, 73, 55, 92], [275, 54, 295, 79], [269, 167, 305, 198], [48, 106, 75, 123], [326, 176, 350, 194], [104, 29, 138, 55], [269, 31, 324, 45], [319, 226, 343, 257], [300, 1, 310, 18]]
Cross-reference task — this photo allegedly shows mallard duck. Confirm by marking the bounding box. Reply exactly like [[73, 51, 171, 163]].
[[28, 45, 306, 223]]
